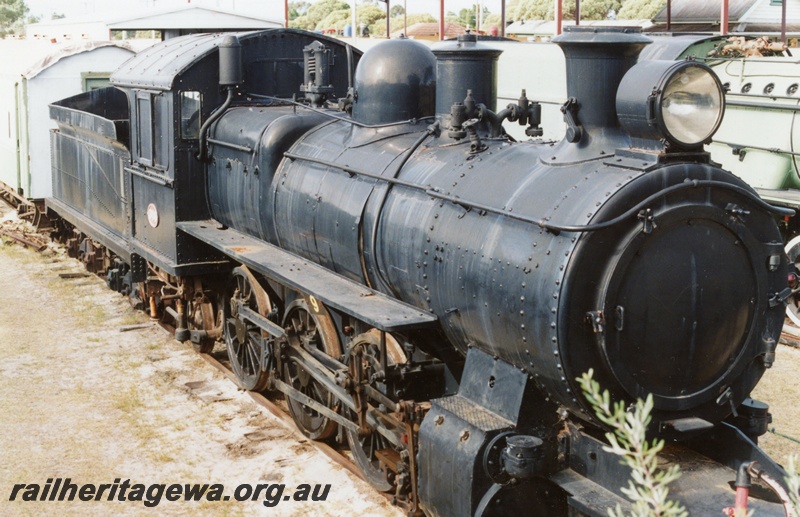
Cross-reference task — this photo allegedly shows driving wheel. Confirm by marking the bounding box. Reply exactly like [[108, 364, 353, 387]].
[[224, 267, 272, 391], [283, 297, 342, 440]]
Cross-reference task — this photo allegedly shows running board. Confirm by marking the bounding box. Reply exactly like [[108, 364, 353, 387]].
[[177, 220, 438, 332]]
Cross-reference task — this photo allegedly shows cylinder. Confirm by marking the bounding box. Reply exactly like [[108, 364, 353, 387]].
[[219, 35, 243, 87], [431, 33, 502, 122], [552, 27, 650, 132]]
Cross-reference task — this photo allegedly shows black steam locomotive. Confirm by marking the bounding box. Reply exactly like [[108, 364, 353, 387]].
[[47, 27, 794, 515]]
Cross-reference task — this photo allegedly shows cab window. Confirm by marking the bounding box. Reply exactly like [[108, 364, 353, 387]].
[[181, 91, 201, 140]]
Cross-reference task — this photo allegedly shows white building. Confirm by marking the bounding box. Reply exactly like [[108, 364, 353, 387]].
[[26, 6, 283, 42], [0, 41, 135, 199]]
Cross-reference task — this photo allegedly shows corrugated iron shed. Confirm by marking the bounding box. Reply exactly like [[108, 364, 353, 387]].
[[653, 0, 756, 22], [108, 6, 282, 31], [0, 40, 133, 80], [652, 0, 800, 33]]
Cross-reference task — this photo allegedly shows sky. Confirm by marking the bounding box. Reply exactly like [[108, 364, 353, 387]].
[[24, 0, 506, 21]]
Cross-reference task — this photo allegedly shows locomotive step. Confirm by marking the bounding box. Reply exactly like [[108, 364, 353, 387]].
[[178, 220, 438, 332]]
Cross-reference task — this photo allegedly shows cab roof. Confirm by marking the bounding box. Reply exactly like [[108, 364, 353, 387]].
[[110, 29, 359, 91]]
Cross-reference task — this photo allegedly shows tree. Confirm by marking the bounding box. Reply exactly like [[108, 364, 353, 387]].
[[510, 0, 550, 21], [579, 0, 622, 20], [510, 0, 620, 21], [0, 0, 29, 36], [457, 7, 476, 29], [307, 0, 350, 22], [289, 0, 349, 29], [444, 4, 491, 30], [483, 13, 502, 29], [316, 3, 384, 32], [288, 1, 311, 20], [389, 4, 404, 17], [617, 0, 667, 20], [370, 12, 436, 37]]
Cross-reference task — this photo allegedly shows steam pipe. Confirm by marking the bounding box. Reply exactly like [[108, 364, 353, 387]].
[[198, 34, 242, 161], [477, 104, 513, 138], [196, 87, 235, 162], [346, 43, 354, 90]]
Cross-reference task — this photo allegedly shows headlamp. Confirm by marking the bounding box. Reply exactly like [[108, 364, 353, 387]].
[[617, 60, 725, 149]]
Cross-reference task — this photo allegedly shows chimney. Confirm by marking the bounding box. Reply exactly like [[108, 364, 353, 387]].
[[550, 27, 650, 160]]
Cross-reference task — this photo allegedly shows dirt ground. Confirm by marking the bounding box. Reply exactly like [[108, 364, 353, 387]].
[[0, 217, 401, 516], [751, 345, 800, 466], [2, 208, 800, 517]]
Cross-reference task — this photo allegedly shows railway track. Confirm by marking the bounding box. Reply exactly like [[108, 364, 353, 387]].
[[0, 204, 399, 510], [200, 352, 374, 488], [781, 321, 800, 349], [152, 320, 384, 501]]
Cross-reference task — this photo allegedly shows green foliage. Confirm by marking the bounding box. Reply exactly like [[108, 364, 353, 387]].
[[289, 0, 349, 30], [483, 13, 502, 29], [786, 456, 800, 517], [354, 3, 386, 26], [316, 8, 354, 31], [316, 3, 383, 32], [370, 12, 436, 37], [577, 370, 688, 517], [617, 0, 666, 20], [460, 7, 477, 28], [289, 0, 310, 17], [289, 15, 314, 30], [0, 0, 28, 36], [308, 0, 350, 20], [444, 4, 492, 30], [509, 0, 621, 21], [510, 0, 549, 20], [389, 4, 404, 17], [0, 0, 26, 25], [580, 0, 623, 20]]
